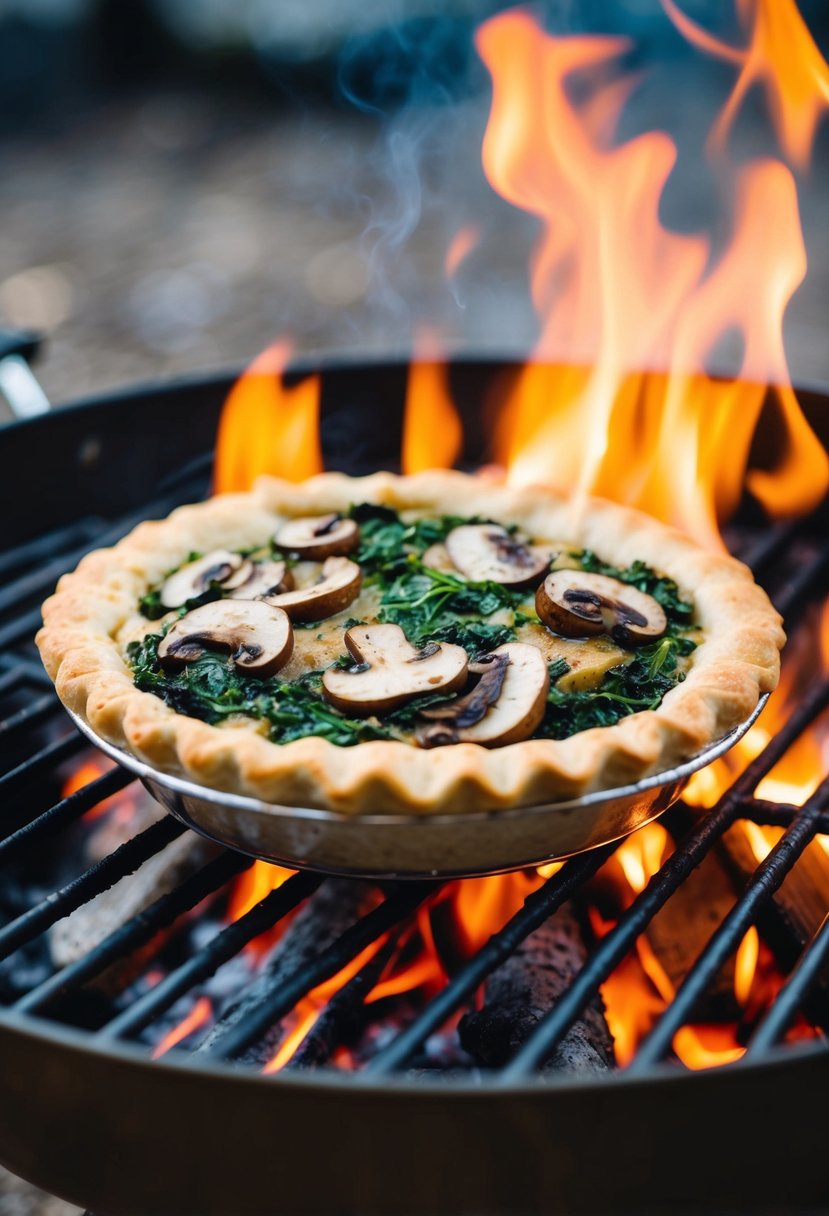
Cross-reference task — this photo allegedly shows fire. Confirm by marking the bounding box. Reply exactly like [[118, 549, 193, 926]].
[[663, 0, 829, 169], [401, 329, 463, 475], [152, 997, 212, 1059], [214, 339, 322, 493], [226, 861, 295, 958], [475, 9, 828, 550], [61, 757, 137, 824], [444, 224, 483, 279], [201, 4, 829, 1074]]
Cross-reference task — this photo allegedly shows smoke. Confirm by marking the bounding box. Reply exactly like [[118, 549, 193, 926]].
[[330, 4, 538, 355]]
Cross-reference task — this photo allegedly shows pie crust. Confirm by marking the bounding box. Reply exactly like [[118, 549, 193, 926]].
[[37, 471, 784, 815]]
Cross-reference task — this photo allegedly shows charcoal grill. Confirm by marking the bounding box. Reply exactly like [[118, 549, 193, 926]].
[[0, 337, 828, 1216]]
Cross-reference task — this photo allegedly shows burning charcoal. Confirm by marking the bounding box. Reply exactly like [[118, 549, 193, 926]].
[[199, 878, 373, 1066], [50, 831, 219, 991], [284, 936, 397, 1070], [645, 849, 740, 1019], [459, 903, 615, 1074], [716, 820, 829, 1023]]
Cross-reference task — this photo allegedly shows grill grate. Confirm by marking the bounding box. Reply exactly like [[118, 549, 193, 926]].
[[1, 454, 827, 1082]]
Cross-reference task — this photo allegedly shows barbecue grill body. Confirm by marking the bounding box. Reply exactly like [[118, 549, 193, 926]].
[[2, 364, 828, 1216], [1, 1016, 827, 1216]]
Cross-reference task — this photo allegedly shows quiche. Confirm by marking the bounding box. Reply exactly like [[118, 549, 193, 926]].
[[36, 471, 784, 815]]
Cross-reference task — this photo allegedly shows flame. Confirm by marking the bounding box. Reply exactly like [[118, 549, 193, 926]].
[[152, 997, 212, 1059], [734, 926, 760, 1006], [214, 339, 322, 493], [444, 224, 483, 278], [401, 328, 463, 475], [474, 9, 828, 549], [663, 0, 829, 169], [61, 757, 138, 824], [226, 861, 295, 958]]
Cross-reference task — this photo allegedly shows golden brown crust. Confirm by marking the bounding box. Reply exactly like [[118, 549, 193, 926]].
[[37, 471, 784, 815]]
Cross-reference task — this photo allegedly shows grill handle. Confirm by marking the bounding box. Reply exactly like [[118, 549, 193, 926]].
[[0, 327, 50, 421]]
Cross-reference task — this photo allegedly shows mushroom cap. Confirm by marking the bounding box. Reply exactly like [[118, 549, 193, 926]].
[[157, 599, 293, 678], [445, 524, 551, 587], [322, 623, 468, 716], [418, 642, 549, 748], [265, 556, 361, 623], [159, 550, 251, 609], [226, 560, 293, 600], [274, 514, 360, 560], [536, 570, 668, 645]]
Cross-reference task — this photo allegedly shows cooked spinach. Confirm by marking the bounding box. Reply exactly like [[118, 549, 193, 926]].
[[538, 634, 695, 739], [129, 505, 698, 745], [128, 633, 397, 746]]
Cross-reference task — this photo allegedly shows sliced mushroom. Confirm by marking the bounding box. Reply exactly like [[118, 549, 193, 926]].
[[322, 623, 468, 716], [159, 550, 252, 609], [274, 513, 360, 560], [421, 543, 456, 573], [265, 556, 361, 622], [226, 560, 294, 600], [536, 570, 667, 646], [418, 643, 549, 748], [157, 600, 293, 677], [445, 524, 551, 587]]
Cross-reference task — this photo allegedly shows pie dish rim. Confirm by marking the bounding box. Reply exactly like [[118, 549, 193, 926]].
[[36, 469, 785, 816]]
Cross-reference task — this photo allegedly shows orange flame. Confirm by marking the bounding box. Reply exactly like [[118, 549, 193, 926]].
[[227, 861, 295, 958], [474, 9, 828, 549], [401, 328, 463, 475], [663, 0, 829, 169], [152, 997, 212, 1059], [61, 757, 138, 824], [214, 339, 323, 493], [444, 224, 483, 278]]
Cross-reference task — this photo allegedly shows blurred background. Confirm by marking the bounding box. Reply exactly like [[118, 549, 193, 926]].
[[0, 1, 827, 1211], [0, 0, 827, 414]]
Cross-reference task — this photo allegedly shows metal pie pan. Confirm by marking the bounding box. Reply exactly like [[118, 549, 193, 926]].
[[66, 695, 768, 879]]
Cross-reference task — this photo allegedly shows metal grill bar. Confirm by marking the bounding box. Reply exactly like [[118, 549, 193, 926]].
[[0, 448, 826, 1085], [98, 871, 322, 1041], [208, 882, 436, 1061], [0, 464, 214, 621], [498, 678, 829, 1081], [0, 518, 100, 580], [738, 519, 803, 576], [745, 914, 829, 1055], [0, 733, 86, 798], [16, 849, 251, 1015], [364, 845, 615, 1075], [0, 816, 185, 962], [0, 606, 46, 651], [746, 798, 829, 833], [628, 776, 829, 1072], [0, 693, 60, 739], [0, 669, 25, 697], [773, 547, 829, 621], [0, 766, 135, 863]]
